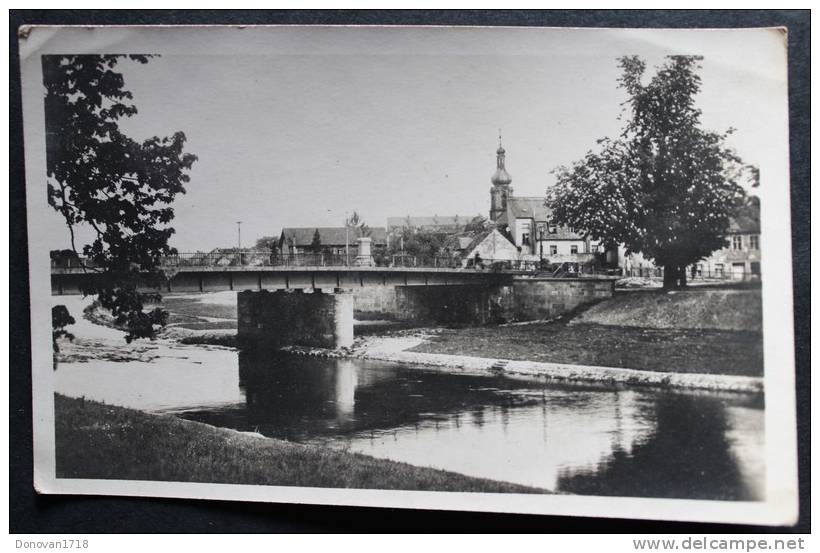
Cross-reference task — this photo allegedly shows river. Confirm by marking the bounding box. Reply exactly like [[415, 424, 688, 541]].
[[54, 296, 765, 500]]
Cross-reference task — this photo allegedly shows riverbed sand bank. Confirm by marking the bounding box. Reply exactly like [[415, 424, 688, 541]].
[[279, 332, 764, 394]]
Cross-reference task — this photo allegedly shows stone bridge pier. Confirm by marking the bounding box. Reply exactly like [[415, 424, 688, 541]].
[[238, 289, 354, 349]]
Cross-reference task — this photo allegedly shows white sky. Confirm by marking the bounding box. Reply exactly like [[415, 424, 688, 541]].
[[30, 26, 787, 252]]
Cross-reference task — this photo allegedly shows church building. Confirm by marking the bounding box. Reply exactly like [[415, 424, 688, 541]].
[[485, 138, 599, 263]]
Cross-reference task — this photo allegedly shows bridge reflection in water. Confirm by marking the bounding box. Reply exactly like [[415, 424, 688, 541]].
[[174, 350, 764, 500]]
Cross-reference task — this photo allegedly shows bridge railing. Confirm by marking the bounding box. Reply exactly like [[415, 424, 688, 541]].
[[53, 252, 631, 276], [620, 266, 762, 282], [157, 251, 470, 269]]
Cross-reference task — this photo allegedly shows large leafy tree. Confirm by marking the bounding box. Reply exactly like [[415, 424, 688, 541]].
[[546, 56, 747, 289], [45, 55, 197, 341]]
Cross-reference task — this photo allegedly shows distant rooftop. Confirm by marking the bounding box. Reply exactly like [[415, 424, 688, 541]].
[[386, 215, 468, 229], [280, 226, 387, 246]]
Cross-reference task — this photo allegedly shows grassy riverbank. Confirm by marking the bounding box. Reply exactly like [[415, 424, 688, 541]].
[[410, 289, 763, 377], [54, 394, 544, 493], [409, 323, 762, 377]]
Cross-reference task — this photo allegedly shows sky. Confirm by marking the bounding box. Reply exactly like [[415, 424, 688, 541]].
[[31, 26, 788, 253]]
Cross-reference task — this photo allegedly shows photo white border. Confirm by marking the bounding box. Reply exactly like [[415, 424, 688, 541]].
[[19, 24, 799, 526]]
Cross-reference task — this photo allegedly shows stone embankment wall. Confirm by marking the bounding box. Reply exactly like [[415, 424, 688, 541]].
[[512, 278, 616, 320], [352, 279, 614, 324], [395, 284, 514, 324], [351, 286, 401, 320]]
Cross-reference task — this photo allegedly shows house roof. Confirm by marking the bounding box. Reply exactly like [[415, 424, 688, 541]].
[[508, 197, 551, 222], [386, 215, 466, 229], [280, 227, 387, 246], [505, 196, 585, 240], [462, 229, 516, 256]]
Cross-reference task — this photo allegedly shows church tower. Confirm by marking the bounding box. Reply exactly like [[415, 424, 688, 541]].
[[489, 133, 512, 222]]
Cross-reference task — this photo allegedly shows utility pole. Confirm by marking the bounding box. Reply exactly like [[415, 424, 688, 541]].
[[344, 211, 350, 266], [236, 221, 242, 264]]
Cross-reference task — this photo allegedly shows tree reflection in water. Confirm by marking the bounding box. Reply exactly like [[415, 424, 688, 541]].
[[555, 393, 764, 501], [178, 348, 765, 501]]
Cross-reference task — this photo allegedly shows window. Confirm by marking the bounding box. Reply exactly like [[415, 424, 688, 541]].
[[696, 264, 704, 277], [751, 262, 761, 276], [732, 235, 743, 250], [570, 245, 578, 254], [749, 235, 759, 250], [714, 263, 725, 277], [522, 233, 531, 246], [549, 245, 558, 255]]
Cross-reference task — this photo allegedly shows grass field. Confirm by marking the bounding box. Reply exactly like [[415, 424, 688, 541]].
[[55, 394, 545, 493]]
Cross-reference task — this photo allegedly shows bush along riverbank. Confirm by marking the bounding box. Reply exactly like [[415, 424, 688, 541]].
[[54, 394, 545, 493]]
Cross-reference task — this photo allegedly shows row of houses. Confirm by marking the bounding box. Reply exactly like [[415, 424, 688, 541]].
[[480, 140, 761, 279], [199, 139, 761, 278]]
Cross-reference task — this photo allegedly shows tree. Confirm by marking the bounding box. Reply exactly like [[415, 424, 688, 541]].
[[44, 55, 197, 341], [387, 227, 449, 259], [254, 236, 279, 252], [546, 56, 747, 289], [310, 228, 323, 254], [52, 305, 75, 355], [463, 214, 489, 234]]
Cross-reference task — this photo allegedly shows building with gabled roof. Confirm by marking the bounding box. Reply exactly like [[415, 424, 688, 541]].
[[460, 228, 521, 267], [279, 227, 387, 256]]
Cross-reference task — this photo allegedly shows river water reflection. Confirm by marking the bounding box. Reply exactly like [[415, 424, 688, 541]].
[[54, 297, 765, 501], [161, 350, 764, 500]]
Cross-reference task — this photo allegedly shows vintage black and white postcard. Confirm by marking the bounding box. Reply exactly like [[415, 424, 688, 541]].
[[19, 25, 798, 525]]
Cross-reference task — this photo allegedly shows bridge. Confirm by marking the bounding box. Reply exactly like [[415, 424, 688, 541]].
[[51, 252, 616, 350], [50, 253, 532, 296]]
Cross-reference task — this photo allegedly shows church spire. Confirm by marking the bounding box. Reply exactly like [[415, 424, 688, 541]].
[[491, 131, 512, 186], [489, 132, 512, 222]]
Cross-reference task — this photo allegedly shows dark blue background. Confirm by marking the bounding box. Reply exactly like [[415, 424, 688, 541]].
[[9, 9, 810, 534]]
